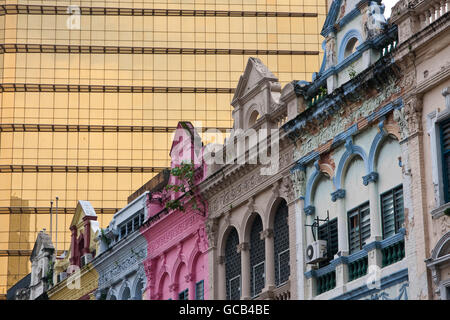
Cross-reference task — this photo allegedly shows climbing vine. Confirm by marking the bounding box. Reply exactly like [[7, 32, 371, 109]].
[[164, 161, 205, 215], [46, 260, 54, 287]]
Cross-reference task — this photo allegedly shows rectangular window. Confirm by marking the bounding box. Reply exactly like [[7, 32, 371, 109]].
[[178, 289, 189, 300], [120, 226, 126, 239], [195, 280, 204, 300], [381, 185, 405, 239], [133, 216, 140, 231], [318, 218, 338, 267], [348, 202, 370, 254], [126, 221, 133, 234], [440, 119, 450, 202]]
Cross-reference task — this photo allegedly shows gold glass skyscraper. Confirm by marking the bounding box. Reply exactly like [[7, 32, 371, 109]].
[[0, 0, 326, 297]]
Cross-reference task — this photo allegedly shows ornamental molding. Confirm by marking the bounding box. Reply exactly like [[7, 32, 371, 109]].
[[394, 94, 423, 140], [236, 242, 249, 252], [293, 81, 401, 160], [98, 245, 147, 288], [362, 172, 379, 186], [260, 228, 274, 240], [207, 148, 294, 218], [147, 214, 199, 254]]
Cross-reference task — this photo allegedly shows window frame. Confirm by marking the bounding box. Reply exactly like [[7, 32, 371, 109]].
[[380, 184, 404, 239], [347, 201, 371, 254], [318, 217, 338, 267], [195, 280, 204, 300], [178, 288, 189, 300], [440, 118, 450, 203]]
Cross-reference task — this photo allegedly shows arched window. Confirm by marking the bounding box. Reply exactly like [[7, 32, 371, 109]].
[[134, 278, 144, 300], [250, 215, 265, 298], [225, 228, 241, 300], [274, 200, 290, 286], [248, 110, 260, 127], [121, 286, 131, 300], [344, 37, 359, 59]]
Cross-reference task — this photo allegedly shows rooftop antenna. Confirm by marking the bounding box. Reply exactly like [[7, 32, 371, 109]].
[[55, 196, 59, 257], [50, 200, 53, 241]]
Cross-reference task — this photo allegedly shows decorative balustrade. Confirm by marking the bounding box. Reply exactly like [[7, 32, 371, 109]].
[[381, 40, 398, 57], [316, 270, 336, 295], [307, 91, 327, 109], [382, 240, 405, 267], [348, 256, 368, 282], [416, 0, 449, 29], [273, 282, 291, 300]]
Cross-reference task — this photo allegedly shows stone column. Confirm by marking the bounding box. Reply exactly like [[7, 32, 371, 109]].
[[83, 219, 91, 256], [217, 255, 226, 300], [363, 172, 382, 243], [332, 189, 348, 255], [394, 94, 430, 299], [287, 198, 300, 299], [289, 164, 306, 299], [237, 242, 250, 300], [69, 226, 77, 266], [261, 229, 275, 291]]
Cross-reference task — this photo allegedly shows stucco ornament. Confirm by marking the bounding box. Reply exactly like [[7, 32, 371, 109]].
[[280, 175, 295, 202], [205, 218, 219, 248], [290, 166, 306, 198], [393, 108, 409, 140], [363, 1, 387, 39], [325, 36, 337, 68], [394, 96, 422, 140]]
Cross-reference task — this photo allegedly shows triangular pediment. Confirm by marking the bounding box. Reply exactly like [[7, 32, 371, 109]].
[[169, 121, 203, 165], [70, 200, 97, 228], [231, 57, 278, 107], [30, 230, 54, 262]]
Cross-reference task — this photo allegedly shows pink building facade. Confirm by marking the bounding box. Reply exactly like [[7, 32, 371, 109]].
[[141, 122, 209, 300]]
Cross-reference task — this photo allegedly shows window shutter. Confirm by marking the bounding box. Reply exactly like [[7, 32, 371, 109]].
[[381, 185, 404, 239], [441, 119, 450, 202]]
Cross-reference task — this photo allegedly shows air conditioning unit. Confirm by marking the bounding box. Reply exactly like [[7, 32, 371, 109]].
[[306, 240, 327, 264], [80, 254, 93, 267]]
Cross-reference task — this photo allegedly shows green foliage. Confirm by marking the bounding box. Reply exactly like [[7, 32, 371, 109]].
[[348, 64, 357, 79], [319, 86, 327, 96], [100, 228, 111, 246], [46, 260, 54, 287], [444, 207, 450, 217], [164, 161, 204, 214]]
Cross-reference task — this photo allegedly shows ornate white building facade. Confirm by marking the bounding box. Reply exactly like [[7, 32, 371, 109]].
[[282, 0, 450, 300]]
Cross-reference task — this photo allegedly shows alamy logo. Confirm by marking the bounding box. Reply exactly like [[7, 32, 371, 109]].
[[171, 122, 280, 176]]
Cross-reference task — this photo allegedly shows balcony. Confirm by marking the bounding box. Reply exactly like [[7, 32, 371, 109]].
[[305, 229, 406, 299]]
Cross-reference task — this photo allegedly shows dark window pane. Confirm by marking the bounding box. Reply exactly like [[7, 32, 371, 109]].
[[318, 218, 338, 267], [225, 228, 241, 300], [250, 215, 265, 297], [381, 185, 404, 239], [274, 200, 290, 286], [195, 281, 204, 300]]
